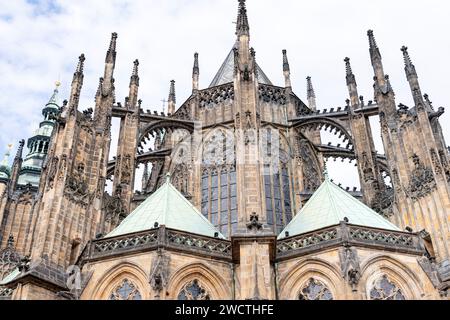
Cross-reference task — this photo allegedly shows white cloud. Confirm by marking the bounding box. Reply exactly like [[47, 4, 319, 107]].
[[0, 0, 449, 189]]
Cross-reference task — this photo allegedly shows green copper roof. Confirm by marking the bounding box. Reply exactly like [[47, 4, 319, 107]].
[[278, 175, 400, 239], [0, 268, 20, 286], [107, 174, 225, 239]]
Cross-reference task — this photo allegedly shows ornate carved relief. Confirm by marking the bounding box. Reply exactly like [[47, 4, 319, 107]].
[[199, 84, 234, 109], [46, 156, 59, 190], [0, 236, 21, 281], [258, 85, 286, 105], [339, 246, 361, 291], [149, 249, 170, 296], [408, 154, 436, 201], [103, 188, 127, 226], [297, 138, 320, 192]]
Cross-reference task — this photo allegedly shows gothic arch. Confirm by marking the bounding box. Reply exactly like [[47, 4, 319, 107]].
[[293, 117, 354, 148], [197, 126, 235, 161], [139, 120, 194, 149], [359, 254, 423, 300], [278, 258, 344, 300], [167, 262, 230, 300], [89, 261, 149, 300]]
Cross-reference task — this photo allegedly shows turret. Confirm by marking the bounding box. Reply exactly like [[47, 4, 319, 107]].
[[18, 83, 61, 187], [400, 46, 428, 111]]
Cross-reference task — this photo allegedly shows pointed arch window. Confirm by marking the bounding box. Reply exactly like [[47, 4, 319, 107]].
[[369, 275, 406, 300], [109, 279, 142, 300], [298, 278, 333, 300], [262, 128, 293, 234], [177, 279, 211, 300], [201, 130, 237, 238]]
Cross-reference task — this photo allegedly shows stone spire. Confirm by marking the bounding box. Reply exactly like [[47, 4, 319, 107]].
[[9, 140, 25, 194], [367, 30, 387, 89], [282, 50, 291, 88], [236, 0, 249, 37], [127, 59, 140, 110], [401, 46, 426, 110], [192, 53, 200, 93], [401, 46, 416, 78], [306, 76, 316, 111], [168, 80, 176, 115], [130, 59, 140, 86], [1, 144, 12, 167], [73, 54, 85, 84], [106, 32, 118, 64], [344, 57, 359, 109]]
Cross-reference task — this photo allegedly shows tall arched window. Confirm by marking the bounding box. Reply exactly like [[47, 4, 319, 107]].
[[201, 130, 237, 238], [369, 275, 406, 300], [109, 279, 142, 300], [262, 128, 293, 234], [178, 279, 211, 300], [298, 278, 333, 300]]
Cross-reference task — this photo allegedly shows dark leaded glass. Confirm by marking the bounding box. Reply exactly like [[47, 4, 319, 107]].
[[369, 275, 406, 300], [178, 279, 211, 300], [298, 278, 333, 300], [109, 279, 142, 300]]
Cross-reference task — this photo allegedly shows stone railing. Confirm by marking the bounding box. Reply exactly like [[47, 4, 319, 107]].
[[277, 225, 341, 259], [166, 229, 232, 260], [276, 222, 424, 261], [82, 226, 232, 263], [0, 286, 13, 299]]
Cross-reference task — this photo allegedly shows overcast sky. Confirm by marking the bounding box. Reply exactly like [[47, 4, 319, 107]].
[[0, 0, 449, 189]]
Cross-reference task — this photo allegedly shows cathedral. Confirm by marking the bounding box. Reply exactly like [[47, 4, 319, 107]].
[[0, 0, 448, 300]]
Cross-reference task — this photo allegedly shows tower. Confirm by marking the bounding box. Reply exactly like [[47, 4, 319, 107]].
[[368, 31, 450, 273], [18, 83, 61, 187]]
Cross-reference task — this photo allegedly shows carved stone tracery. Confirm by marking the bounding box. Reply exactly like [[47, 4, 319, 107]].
[[408, 154, 436, 201]]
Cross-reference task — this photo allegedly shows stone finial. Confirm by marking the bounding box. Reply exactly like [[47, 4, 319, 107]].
[[192, 53, 200, 92], [282, 49, 290, 72], [74, 54, 86, 77], [306, 76, 316, 99], [168, 80, 176, 104], [236, 0, 249, 37], [367, 30, 381, 61], [15, 140, 25, 160], [130, 59, 140, 86], [401, 46, 417, 77], [344, 57, 356, 86], [106, 32, 118, 63], [193, 52, 199, 76]]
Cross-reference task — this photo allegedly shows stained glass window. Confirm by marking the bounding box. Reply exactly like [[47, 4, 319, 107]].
[[201, 130, 237, 238], [298, 278, 333, 300], [262, 128, 293, 234], [369, 275, 406, 300], [178, 279, 211, 300], [109, 279, 142, 300]]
